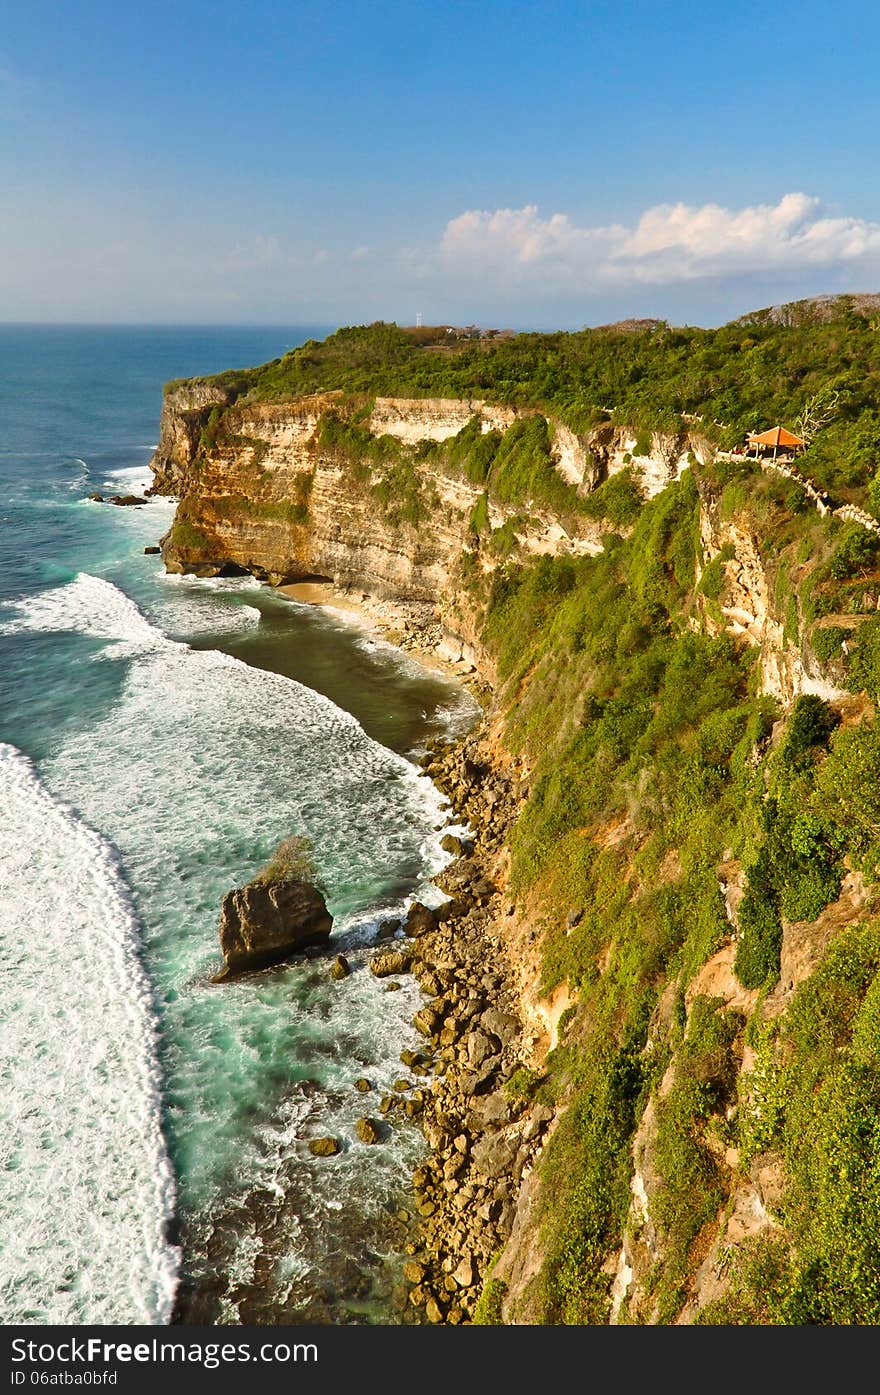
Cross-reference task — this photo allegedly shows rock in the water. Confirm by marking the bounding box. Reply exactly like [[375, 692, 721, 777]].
[[354, 1077, 372, 1093], [308, 1136, 341, 1157], [377, 917, 402, 941], [440, 833, 464, 855], [356, 1116, 381, 1144], [370, 947, 413, 978], [402, 1260, 425, 1285], [88, 492, 104, 502], [404, 902, 438, 937], [330, 953, 350, 980], [108, 494, 147, 506], [214, 877, 332, 980], [144, 545, 161, 555]]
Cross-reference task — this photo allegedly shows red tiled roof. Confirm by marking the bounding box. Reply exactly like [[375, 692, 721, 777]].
[[748, 426, 806, 448]]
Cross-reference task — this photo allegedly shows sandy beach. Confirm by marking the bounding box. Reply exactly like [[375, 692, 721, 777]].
[[277, 579, 485, 690]]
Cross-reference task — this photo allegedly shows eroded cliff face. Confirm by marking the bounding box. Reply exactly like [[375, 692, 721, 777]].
[[150, 390, 720, 673], [151, 389, 614, 671]]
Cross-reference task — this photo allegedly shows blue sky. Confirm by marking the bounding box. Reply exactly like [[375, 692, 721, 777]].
[[3, 0, 880, 326]]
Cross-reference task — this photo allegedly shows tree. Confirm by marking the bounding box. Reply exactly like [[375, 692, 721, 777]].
[[795, 387, 841, 443]]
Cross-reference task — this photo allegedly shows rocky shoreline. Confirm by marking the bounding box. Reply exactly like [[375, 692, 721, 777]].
[[367, 731, 554, 1325]]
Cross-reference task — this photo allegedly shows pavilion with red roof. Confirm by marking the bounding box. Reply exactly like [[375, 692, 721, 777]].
[[746, 426, 806, 459]]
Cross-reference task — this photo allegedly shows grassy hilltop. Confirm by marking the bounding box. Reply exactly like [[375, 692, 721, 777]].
[[181, 296, 880, 512]]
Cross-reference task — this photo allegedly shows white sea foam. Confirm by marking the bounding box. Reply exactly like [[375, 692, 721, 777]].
[[153, 572, 265, 639], [0, 744, 179, 1324], [3, 571, 461, 1318], [0, 573, 170, 658], [67, 458, 90, 490], [160, 571, 263, 593], [101, 464, 154, 495]]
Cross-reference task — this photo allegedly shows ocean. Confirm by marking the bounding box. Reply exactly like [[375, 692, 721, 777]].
[[0, 326, 477, 1324]]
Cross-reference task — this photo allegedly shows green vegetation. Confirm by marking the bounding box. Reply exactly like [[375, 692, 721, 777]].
[[489, 416, 582, 517], [469, 492, 489, 535], [450, 450, 880, 1322], [473, 1275, 508, 1325], [810, 624, 851, 662], [253, 835, 318, 886], [650, 997, 741, 1317], [702, 924, 880, 1324], [168, 498, 215, 552], [581, 467, 644, 528]]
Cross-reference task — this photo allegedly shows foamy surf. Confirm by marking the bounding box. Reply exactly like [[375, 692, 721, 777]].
[[0, 744, 179, 1324], [101, 464, 155, 495], [2, 572, 461, 1318]]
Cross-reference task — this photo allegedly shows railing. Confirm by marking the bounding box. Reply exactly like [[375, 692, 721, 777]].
[[714, 452, 880, 535]]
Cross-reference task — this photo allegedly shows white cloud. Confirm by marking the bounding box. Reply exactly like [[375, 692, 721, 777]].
[[439, 193, 880, 289]]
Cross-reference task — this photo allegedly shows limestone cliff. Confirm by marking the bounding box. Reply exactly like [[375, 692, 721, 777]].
[[149, 388, 719, 672], [151, 388, 615, 670]]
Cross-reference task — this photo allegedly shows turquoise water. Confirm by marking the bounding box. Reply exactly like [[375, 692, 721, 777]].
[[0, 328, 476, 1324]]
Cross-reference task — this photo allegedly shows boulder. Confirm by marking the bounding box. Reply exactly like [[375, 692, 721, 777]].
[[377, 917, 401, 941], [88, 492, 104, 502], [425, 1296, 445, 1324], [472, 1132, 518, 1179], [370, 948, 413, 978], [330, 953, 350, 980], [356, 1117, 382, 1144], [415, 970, 442, 997], [405, 902, 438, 937], [413, 1006, 442, 1038], [108, 493, 147, 506], [480, 1007, 520, 1045], [353, 1077, 372, 1093], [440, 833, 465, 855], [467, 1029, 500, 1067], [434, 898, 468, 924], [308, 1137, 341, 1157], [143, 545, 161, 555], [214, 878, 332, 980]]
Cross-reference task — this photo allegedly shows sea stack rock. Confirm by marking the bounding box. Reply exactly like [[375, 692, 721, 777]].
[[213, 878, 332, 981]]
